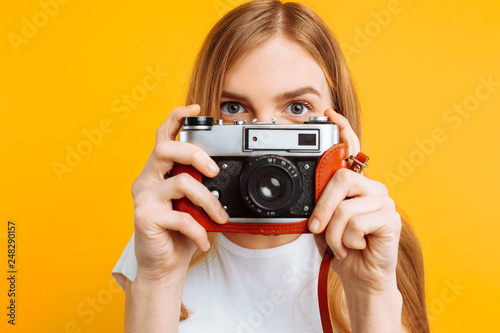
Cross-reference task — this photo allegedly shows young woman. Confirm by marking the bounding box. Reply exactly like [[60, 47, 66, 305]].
[[112, 1, 429, 332]]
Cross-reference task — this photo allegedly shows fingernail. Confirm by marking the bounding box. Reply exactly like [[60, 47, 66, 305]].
[[334, 253, 343, 260], [204, 240, 211, 251], [220, 207, 229, 222], [309, 218, 320, 232], [208, 160, 219, 174]]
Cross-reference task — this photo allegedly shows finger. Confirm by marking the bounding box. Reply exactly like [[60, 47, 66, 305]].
[[324, 109, 360, 157], [134, 205, 211, 252], [136, 173, 229, 224], [309, 169, 389, 234], [156, 104, 201, 143], [323, 196, 396, 258], [341, 210, 401, 254], [147, 140, 219, 180]]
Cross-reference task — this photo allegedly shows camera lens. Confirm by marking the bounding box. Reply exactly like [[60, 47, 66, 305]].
[[240, 155, 302, 217], [257, 175, 283, 199]]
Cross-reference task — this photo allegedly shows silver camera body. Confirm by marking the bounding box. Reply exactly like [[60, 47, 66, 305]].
[[178, 116, 339, 223]]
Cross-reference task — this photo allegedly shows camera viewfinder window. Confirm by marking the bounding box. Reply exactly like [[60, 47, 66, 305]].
[[298, 134, 316, 146]]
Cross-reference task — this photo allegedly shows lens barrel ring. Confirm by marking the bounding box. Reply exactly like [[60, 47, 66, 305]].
[[240, 155, 302, 217]]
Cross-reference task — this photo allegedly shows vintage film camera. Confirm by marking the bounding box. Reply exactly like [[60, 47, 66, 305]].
[[172, 116, 351, 234]]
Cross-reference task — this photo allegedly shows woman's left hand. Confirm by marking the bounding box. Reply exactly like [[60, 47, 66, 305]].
[[309, 109, 402, 292]]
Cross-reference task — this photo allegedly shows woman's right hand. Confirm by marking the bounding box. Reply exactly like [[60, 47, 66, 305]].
[[131, 104, 229, 285]]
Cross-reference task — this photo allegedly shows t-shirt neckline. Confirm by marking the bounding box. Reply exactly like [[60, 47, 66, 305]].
[[217, 233, 313, 259]]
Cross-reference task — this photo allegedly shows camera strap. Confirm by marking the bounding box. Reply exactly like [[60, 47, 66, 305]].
[[318, 151, 369, 333]]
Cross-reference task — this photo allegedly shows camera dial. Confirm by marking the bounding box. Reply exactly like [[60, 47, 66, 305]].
[[182, 116, 214, 130], [304, 116, 333, 124]]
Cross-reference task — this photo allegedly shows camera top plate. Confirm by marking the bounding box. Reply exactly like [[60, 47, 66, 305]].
[[179, 117, 339, 157]]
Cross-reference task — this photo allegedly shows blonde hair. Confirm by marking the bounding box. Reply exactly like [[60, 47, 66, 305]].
[[183, 1, 429, 332]]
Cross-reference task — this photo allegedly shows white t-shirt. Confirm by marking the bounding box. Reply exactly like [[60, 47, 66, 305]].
[[112, 233, 335, 332]]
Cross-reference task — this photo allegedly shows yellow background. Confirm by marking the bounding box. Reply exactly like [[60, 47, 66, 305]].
[[1, 0, 499, 332]]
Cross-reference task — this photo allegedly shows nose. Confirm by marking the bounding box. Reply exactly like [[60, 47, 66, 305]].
[[254, 108, 278, 124]]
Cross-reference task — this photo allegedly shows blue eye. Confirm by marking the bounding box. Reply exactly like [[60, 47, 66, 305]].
[[221, 102, 245, 114], [286, 102, 312, 115]]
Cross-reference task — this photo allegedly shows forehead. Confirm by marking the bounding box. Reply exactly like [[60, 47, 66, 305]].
[[223, 37, 330, 100]]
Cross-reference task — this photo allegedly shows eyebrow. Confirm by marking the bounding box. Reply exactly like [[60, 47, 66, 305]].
[[275, 86, 321, 102], [220, 90, 248, 102], [220, 86, 322, 103]]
